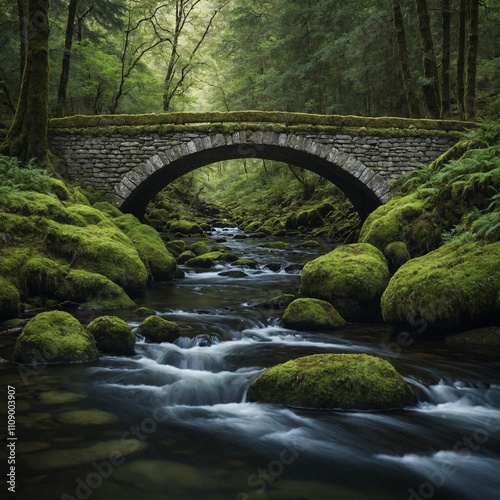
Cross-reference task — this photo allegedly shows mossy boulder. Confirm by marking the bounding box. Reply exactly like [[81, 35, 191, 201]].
[[165, 240, 187, 257], [113, 214, 177, 281], [186, 251, 238, 268], [92, 201, 123, 218], [22, 256, 66, 299], [0, 277, 21, 321], [383, 241, 411, 274], [263, 294, 296, 310], [137, 316, 180, 343], [87, 316, 135, 355], [45, 221, 148, 290], [134, 307, 156, 318], [296, 208, 323, 228], [177, 250, 196, 264], [299, 243, 390, 320], [188, 241, 209, 256], [381, 242, 500, 331], [446, 327, 500, 346], [282, 298, 346, 330], [358, 193, 440, 256], [13, 311, 98, 364], [232, 258, 257, 268], [66, 205, 108, 225], [57, 270, 135, 310], [168, 220, 204, 235], [247, 353, 417, 411]]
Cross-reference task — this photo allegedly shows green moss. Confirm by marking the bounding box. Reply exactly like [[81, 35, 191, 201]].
[[383, 241, 411, 274], [134, 307, 157, 317], [66, 205, 109, 225], [261, 241, 288, 250], [92, 202, 123, 218], [47, 178, 71, 201], [22, 256, 66, 299], [137, 316, 180, 343], [186, 251, 238, 268], [299, 243, 390, 320], [358, 193, 437, 256], [113, 214, 177, 281], [188, 241, 209, 256], [282, 298, 346, 330], [168, 220, 204, 235], [381, 242, 500, 330], [232, 258, 257, 268], [177, 250, 196, 264], [0, 277, 21, 320], [296, 208, 323, 228], [13, 311, 98, 364], [87, 316, 135, 355], [446, 326, 500, 346], [247, 353, 417, 410], [263, 294, 296, 310], [0, 246, 35, 287], [45, 221, 148, 290], [165, 240, 187, 257], [57, 270, 135, 310]]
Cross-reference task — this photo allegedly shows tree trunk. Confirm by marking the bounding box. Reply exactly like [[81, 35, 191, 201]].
[[56, 0, 78, 117], [17, 0, 27, 83], [441, 0, 451, 117], [392, 0, 420, 117], [1, 0, 51, 167], [464, 0, 479, 120], [415, 0, 441, 118], [457, 0, 467, 119]]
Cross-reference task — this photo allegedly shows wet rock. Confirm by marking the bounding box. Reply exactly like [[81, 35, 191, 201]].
[[263, 294, 296, 310], [56, 409, 119, 426], [247, 353, 417, 411], [218, 270, 248, 278], [282, 298, 346, 330], [87, 315, 135, 355], [264, 262, 282, 272], [446, 326, 500, 346], [137, 316, 180, 343]]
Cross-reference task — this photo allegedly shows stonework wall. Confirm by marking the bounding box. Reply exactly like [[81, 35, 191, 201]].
[[49, 128, 457, 204]]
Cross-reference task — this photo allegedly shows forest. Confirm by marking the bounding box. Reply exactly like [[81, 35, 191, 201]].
[[0, 1, 500, 500]]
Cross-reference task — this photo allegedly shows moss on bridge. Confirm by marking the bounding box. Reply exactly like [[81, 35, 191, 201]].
[[48, 111, 471, 138]]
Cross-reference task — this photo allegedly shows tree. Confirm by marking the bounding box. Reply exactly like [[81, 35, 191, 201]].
[[392, 0, 421, 117], [1, 0, 50, 166], [415, 0, 441, 118], [440, 0, 451, 117], [464, 0, 480, 119]]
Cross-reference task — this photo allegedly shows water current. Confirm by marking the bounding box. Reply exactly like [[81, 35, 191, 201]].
[[1, 228, 499, 500]]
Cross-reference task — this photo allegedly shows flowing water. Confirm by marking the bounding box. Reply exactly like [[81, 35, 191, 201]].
[[1, 228, 500, 500]]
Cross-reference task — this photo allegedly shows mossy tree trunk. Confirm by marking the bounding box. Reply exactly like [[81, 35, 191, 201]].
[[440, 0, 451, 118], [56, 0, 78, 117], [415, 0, 441, 118], [1, 0, 50, 167], [17, 0, 27, 83], [392, 0, 421, 118], [464, 0, 479, 120], [456, 0, 467, 119]]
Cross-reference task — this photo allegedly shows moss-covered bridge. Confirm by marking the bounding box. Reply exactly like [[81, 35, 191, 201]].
[[49, 111, 467, 219]]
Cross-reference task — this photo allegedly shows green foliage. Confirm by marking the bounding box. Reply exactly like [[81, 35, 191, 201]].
[[0, 156, 52, 194]]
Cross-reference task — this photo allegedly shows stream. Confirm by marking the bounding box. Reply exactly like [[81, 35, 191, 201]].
[[1, 227, 500, 500]]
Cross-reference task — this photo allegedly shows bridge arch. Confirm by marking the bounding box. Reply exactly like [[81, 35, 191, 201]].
[[113, 131, 392, 220]]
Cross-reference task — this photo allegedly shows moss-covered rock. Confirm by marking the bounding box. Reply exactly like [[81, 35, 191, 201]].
[[247, 353, 416, 410], [92, 201, 123, 218], [57, 270, 135, 310], [299, 243, 390, 320], [185, 251, 238, 268], [66, 205, 109, 225], [263, 294, 296, 310], [87, 316, 135, 355], [45, 221, 148, 290], [113, 214, 177, 281], [232, 258, 258, 268], [137, 316, 180, 343], [134, 307, 157, 317], [358, 193, 440, 256], [296, 208, 323, 228], [446, 327, 500, 346], [168, 220, 204, 235], [177, 250, 196, 264], [0, 277, 21, 321], [282, 298, 346, 330], [188, 241, 209, 256], [22, 256, 66, 299], [383, 241, 411, 274], [13, 311, 98, 364], [381, 242, 500, 331], [165, 239, 187, 257]]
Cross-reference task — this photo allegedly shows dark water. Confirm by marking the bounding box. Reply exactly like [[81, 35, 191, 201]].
[[1, 228, 500, 500]]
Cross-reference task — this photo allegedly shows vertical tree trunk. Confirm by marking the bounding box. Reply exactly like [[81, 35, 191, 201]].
[[1, 0, 51, 167], [464, 0, 479, 120], [392, 0, 421, 117], [457, 0, 467, 119], [56, 0, 78, 117], [415, 0, 441, 118], [17, 0, 27, 83], [441, 0, 451, 117]]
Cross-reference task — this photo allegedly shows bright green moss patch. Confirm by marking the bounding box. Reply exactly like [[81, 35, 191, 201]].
[[0, 277, 21, 321], [137, 316, 180, 343], [57, 270, 135, 310], [383, 241, 411, 274], [14, 311, 98, 364], [165, 240, 187, 257], [87, 316, 135, 355], [446, 327, 500, 346], [66, 205, 109, 225], [92, 201, 123, 218], [186, 251, 238, 268], [299, 243, 390, 320], [188, 241, 209, 256], [381, 242, 500, 330], [22, 256, 66, 299], [134, 307, 157, 318], [263, 294, 296, 310], [247, 353, 417, 410], [113, 214, 177, 281], [177, 250, 196, 264], [282, 298, 346, 330], [168, 220, 204, 235], [45, 221, 148, 290]]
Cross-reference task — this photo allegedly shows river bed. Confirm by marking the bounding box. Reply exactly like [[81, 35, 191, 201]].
[[1, 228, 500, 500]]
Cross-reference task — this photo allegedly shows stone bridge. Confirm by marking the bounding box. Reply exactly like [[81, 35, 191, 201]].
[[48, 111, 466, 219]]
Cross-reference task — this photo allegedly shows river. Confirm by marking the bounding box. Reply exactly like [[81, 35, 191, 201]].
[[1, 227, 499, 500]]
